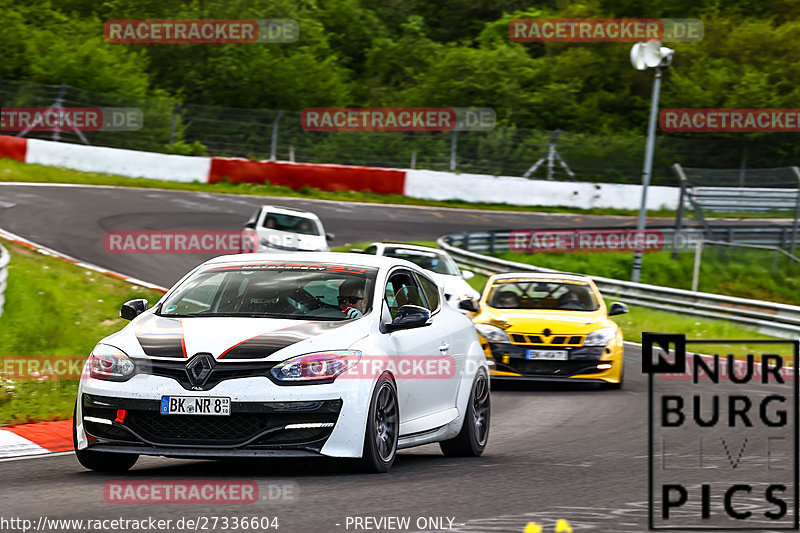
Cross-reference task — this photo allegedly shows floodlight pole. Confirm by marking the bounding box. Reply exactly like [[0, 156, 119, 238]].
[[631, 67, 662, 283]]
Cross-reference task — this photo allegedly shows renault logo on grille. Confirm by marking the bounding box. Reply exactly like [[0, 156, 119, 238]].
[[186, 353, 215, 388], [543, 328, 552, 337]]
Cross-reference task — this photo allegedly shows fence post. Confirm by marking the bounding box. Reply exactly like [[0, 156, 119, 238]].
[[270, 110, 284, 162], [449, 131, 458, 171], [691, 239, 703, 292], [672, 163, 687, 260], [790, 167, 800, 256], [410, 150, 417, 169], [168, 102, 180, 146]]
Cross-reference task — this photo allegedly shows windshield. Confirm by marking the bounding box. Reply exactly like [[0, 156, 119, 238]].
[[383, 247, 460, 276], [159, 262, 377, 320], [486, 279, 599, 311], [262, 212, 321, 236]]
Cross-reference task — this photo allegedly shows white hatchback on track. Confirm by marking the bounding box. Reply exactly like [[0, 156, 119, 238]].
[[244, 205, 331, 252], [74, 253, 490, 473], [363, 243, 480, 310]]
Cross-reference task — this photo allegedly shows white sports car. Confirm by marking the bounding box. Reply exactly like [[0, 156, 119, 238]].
[[362, 243, 480, 310], [73, 253, 490, 473]]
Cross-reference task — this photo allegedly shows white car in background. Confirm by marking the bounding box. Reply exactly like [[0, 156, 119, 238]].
[[73, 253, 489, 473], [362, 243, 480, 310], [244, 205, 332, 252]]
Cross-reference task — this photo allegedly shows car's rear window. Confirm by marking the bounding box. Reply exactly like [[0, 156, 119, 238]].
[[383, 247, 459, 275], [159, 262, 377, 320], [486, 279, 599, 311], [262, 213, 321, 236]]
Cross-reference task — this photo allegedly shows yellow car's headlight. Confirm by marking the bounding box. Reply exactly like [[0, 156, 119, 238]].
[[584, 327, 617, 347], [475, 324, 510, 343]]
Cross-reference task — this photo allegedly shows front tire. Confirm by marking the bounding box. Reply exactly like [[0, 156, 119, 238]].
[[356, 376, 399, 473], [440, 370, 490, 457], [73, 405, 138, 472]]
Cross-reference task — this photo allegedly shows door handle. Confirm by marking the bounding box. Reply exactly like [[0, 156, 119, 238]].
[[438, 343, 450, 353]]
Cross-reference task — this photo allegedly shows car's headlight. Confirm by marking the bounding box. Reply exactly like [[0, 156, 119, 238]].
[[475, 324, 510, 343], [584, 327, 617, 347], [89, 345, 136, 381], [271, 350, 362, 383]]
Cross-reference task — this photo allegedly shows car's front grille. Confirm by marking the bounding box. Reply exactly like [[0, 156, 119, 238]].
[[498, 359, 603, 376], [508, 333, 584, 346], [129, 411, 268, 443], [137, 359, 276, 391]]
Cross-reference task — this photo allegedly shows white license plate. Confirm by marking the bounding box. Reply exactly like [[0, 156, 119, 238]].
[[525, 350, 568, 361], [160, 396, 230, 416]]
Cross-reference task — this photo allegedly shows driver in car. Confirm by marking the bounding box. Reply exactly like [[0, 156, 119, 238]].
[[558, 288, 586, 310], [338, 279, 367, 318]]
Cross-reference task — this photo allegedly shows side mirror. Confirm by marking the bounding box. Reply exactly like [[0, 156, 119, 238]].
[[244, 222, 256, 229], [326, 233, 335, 241], [608, 302, 629, 316], [386, 305, 431, 332], [121, 298, 149, 320], [458, 299, 479, 312], [461, 270, 475, 280]]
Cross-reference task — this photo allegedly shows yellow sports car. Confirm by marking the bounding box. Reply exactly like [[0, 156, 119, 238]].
[[462, 272, 628, 388]]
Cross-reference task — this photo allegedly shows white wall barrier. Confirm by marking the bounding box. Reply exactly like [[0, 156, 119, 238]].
[[403, 169, 681, 211], [25, 138, 211, 183], [0, 244, 9, 319]]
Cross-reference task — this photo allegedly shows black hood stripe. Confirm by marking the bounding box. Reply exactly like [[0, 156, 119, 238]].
[[135, 314, 187, 359], [218, 321, 348, 359]]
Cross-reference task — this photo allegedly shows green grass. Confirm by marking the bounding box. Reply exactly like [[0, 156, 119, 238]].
[[0, 158, 673, 217], [0, 240, 164, 426], [341, 242, 781, 349], [493, 247, 800, 306]]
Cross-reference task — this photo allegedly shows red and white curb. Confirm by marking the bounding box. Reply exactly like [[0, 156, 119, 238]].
[[0, 420, 74, 458], [0, 227, 167, 293], [0, 227, 168, 459]]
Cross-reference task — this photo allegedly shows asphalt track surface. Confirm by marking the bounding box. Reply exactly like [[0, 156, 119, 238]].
[[0, 183, 788, 532]]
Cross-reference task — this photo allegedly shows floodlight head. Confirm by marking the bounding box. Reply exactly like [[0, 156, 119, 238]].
[[630, 40, 674, 70], [630, 43, 647, 70]]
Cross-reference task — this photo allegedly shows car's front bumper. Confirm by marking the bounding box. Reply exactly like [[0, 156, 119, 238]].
[[81, 393, 342, 455], [485, 342, 620, 382], [76, 373, 375, 458]]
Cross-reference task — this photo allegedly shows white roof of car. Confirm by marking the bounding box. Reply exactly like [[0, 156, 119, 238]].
[[258, 205, 321, 219], [204, 251, 417, 270], [371, 242, 449, 256]]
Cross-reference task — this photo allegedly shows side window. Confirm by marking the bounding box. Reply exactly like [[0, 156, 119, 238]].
[[384, 271, 425, 318], [416, 273, 441, 312], [364, 246, 378, 255]]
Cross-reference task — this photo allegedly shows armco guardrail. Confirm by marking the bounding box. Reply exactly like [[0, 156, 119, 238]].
[[439, 231, 800, 339], [0, 244, 8, 319]]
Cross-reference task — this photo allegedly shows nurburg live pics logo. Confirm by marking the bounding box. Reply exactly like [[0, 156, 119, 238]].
[[644, 332, 800, 530]]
